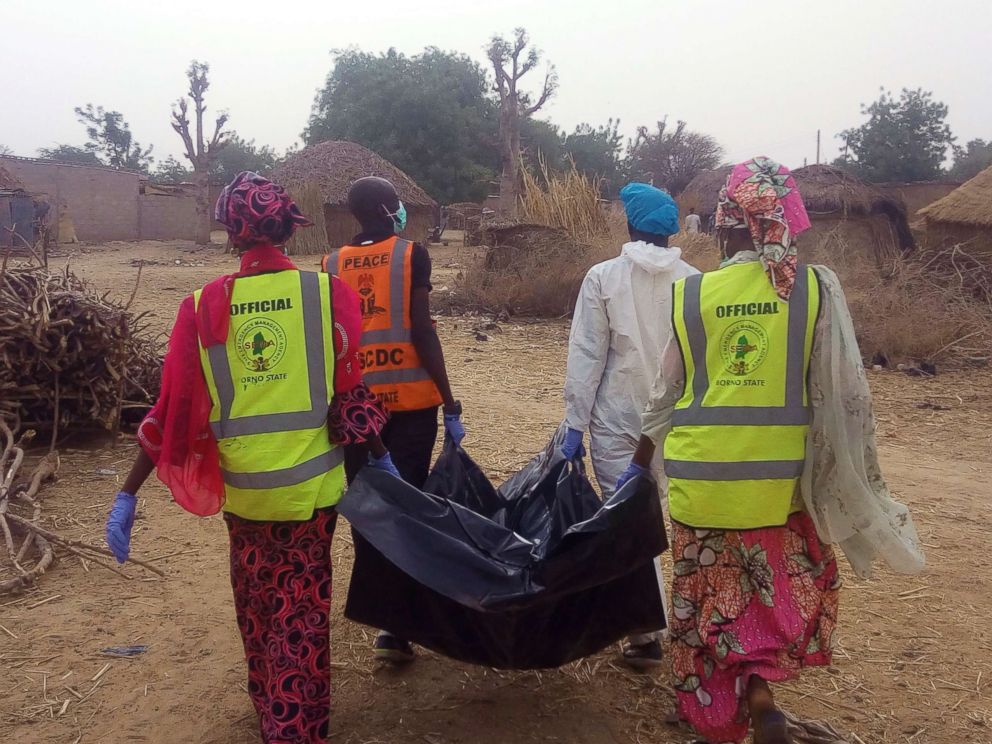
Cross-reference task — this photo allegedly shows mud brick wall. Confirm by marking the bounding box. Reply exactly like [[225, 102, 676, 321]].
[[138, 194, 198, 241], [1, 157, 141, 242]]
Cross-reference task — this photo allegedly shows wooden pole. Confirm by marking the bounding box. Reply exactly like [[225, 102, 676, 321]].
[[816, 129, 821, 165]]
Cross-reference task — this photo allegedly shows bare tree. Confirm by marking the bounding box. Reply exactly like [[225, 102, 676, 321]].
[[171, 61, 229, 245], [487, 28, 557, 216], [628, 118, 724, 196]]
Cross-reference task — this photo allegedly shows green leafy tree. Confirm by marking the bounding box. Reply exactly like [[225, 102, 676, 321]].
[[521, 118, 564, 170], [628, 118, 723, 196], [487, 28, 558, 215], [153, 155, 193, 182], [563, 120, 625, 195], [949, 138, 992, 181], [211, 134, 279, 183], [37, 144, 103, 165], [835, 88, 955, 182], [306, 47, 498, 204], [74, 104, 154, 171]]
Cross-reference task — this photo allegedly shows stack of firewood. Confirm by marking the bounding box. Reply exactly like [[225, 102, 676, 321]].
[[0, 265, 162, 434]]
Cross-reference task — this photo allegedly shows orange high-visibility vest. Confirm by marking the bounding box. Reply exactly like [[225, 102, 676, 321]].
[[322, 236, 442, 412]]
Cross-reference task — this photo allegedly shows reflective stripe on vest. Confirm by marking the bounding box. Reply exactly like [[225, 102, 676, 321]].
[[222, 447, 344, 490], [206, 271, 328, 439], [672, 267, 812, 431], [325, 239, 412, 346], [324, 238, 442, 412], [664, 262, 820, 529], [194, 270, 345, 519]]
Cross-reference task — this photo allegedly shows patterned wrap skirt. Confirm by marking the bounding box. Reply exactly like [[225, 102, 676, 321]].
[[225, 508, 338, 744], [670, 511, 840, 744]]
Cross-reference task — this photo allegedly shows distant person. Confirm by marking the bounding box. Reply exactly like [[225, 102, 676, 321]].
[[561, 182, 699, 668], [105, 172, 397, 744], [684, 206, 702, 234], [707, 211, 716, 235], [617, 157, 924, 744], [322, 176, 465, 665]]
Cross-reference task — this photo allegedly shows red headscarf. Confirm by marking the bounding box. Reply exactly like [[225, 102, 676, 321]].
[[215, 171, 312, 247]]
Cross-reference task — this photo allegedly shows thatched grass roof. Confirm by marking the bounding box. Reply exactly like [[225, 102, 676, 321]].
[[682, 163, 914, 250], [0, 162, 24, 191], [681, 166, 733, 215], [272, 141, 435, 209], [682, 164, 910, 219], [792, 165, 905, 217], [918, 165, 992, 228]]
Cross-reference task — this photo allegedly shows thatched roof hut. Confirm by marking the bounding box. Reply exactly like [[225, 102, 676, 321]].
[[680, 167, 733, 218], [273, 141, 437, 253], [919, 166, 992, 251], [682, 164, 914, 259], [792, 165, 914, 257]]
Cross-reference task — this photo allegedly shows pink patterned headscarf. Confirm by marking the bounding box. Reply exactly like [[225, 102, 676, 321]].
[[715, 157, 811, 300], [214, 171, 312, 247]]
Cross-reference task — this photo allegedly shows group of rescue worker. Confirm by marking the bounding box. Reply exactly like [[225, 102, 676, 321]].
[[105, 159, 923, 744]]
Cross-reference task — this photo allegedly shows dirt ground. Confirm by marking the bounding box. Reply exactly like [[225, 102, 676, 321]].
[[2, 239, 991, 744]]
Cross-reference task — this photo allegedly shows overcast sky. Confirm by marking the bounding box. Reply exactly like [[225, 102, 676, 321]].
[[4, 0, 990, 173]]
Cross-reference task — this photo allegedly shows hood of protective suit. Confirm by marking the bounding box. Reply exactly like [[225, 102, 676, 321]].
[[563, 243, 700, 498], [621, 241, 684, 275]]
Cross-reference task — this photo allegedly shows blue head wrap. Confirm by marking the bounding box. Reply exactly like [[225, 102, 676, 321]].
[[620, 182, 680, 236]]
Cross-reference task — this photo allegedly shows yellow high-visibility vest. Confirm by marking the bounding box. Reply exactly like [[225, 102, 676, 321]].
[[664, 261, 820, 529], [322, 237, 442, 412], [193, 270, 345, 521]]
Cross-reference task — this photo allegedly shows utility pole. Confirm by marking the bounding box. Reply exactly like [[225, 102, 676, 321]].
[[816, 129, 821, 165]]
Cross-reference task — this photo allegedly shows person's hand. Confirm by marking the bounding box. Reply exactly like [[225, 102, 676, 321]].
[[615, 462, 648, 492], [560, 428, 585, 460], [368, 451, 401, 478], [105, 491, 138, 563], [443, 402, 465, 445]]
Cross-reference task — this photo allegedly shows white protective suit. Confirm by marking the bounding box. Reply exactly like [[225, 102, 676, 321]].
[[564, 241, 700, 498]]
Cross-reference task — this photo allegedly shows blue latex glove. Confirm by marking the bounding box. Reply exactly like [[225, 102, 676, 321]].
[[560, 428, 585, 460], [443, 410, 466, 445], [368, 451, 401, 478], [105, 491, 137, 564], [615, 462, 648, 493]]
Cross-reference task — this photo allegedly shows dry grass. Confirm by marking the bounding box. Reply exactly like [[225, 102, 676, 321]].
[[519, 159, 611, 241], [445, 163, 620, 316], [450, 166, 991, 363], [830, 241, 992, 364]]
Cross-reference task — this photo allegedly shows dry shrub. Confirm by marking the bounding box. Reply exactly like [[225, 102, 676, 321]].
[[451, 237, 616, 317], [824, 241, 992, 365]]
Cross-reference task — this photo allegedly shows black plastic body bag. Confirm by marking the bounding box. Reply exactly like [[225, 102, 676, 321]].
[[338, 433, 669, 669]]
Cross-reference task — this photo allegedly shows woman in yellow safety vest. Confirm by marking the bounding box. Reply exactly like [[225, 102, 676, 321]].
[[104, 172, 397, 743], [616, 157, 925, 744]]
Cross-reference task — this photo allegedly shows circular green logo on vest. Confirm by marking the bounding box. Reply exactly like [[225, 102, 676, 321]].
[[719, 320, 769, 376], [235, 317, 287, 372]]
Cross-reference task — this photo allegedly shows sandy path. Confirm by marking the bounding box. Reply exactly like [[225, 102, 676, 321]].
[[1, 240, 990, 743]]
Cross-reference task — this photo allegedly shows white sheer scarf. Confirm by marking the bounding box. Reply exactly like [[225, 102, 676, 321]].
[[801, 267, 925, 578]]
